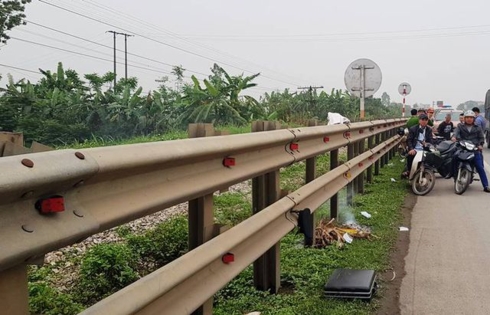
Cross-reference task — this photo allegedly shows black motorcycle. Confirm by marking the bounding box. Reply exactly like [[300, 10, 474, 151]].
[[454, 141, 479, 195], [409, 140, 456, 195], [429, 140, 458, 178]]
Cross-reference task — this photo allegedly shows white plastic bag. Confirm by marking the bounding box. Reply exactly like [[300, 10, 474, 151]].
[[327, 112, 351, 125]]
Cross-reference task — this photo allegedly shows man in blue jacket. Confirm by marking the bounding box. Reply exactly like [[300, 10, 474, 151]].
[[472, 107, 486, 131]]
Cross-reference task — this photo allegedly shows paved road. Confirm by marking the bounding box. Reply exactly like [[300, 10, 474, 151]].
[[400, 146, 490, 315], [484, 146, 490, 168]]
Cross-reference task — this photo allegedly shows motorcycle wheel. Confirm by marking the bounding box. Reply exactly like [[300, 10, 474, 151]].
[[411, 169, 436, 196], [454, 168, 471, 195]]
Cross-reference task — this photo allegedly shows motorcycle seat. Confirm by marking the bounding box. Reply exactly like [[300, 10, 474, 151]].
[[436, 141, 456, 154]]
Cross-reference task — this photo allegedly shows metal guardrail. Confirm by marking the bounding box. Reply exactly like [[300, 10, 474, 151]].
[[81, 135, 401, 315], [0, 119, 405, 315]]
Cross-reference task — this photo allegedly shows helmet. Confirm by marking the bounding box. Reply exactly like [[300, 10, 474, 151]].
[[464, 110, 475, 117]]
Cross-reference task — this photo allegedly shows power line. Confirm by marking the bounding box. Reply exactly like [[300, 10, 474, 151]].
[[172, 30, 490, 43], [9, 37, 173, 75], [0, 63, 41, 75], [2, 40, 278, 91], [168, 24, 490, 39], [25, 20, 209, 77], [38, 0, 300, 88], [14, 27, 193, 83], [16, 28, 119, 60], [79, 0, 309, 87]]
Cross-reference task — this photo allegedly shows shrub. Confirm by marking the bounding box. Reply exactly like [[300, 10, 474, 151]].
[[126, 215, 188, 267], [76, 243, 139, 305], [29, 282, 83, 315]]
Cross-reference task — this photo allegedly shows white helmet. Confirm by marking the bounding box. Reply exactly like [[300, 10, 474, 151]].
[[464, 110, 475, 117]]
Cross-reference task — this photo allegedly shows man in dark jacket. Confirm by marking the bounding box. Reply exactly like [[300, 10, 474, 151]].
[[452, 110, 490, 192], [402, 114, 434, 177], [437, 113, 454, 140]]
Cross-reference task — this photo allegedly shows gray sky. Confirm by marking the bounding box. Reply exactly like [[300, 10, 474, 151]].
[[1, 0, 490, 107]]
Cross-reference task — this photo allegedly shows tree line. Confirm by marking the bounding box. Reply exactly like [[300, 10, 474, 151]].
[[0, 62, 403, 145]]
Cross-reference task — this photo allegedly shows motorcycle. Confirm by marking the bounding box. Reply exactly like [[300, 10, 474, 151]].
[[397, 127, 408, 157], [409, 140, 457, 195], [454, 141, 479, 195]]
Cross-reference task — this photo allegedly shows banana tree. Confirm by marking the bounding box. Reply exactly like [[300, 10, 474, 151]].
[[179, 64, 260, 126], [179, 75, 247, 125]]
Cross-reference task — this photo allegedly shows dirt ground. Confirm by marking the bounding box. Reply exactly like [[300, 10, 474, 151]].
[[376, 193, 416, 315]]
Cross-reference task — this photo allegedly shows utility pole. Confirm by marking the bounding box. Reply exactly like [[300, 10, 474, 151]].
[[107, 31, 134, 87], [122, 33, 133, 80], [298, 86, 324, 114], [107, 31, 117, 88]]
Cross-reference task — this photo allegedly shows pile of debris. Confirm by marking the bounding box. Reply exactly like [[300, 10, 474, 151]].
[[314, 218, 372, 248]]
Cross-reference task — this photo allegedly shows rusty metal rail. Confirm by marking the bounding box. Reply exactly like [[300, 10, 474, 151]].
[[0, 119, 405, 314], [80, 134, 401, 315]]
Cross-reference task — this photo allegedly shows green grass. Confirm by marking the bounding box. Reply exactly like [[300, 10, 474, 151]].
[[60, 131, 189, 149], [59, 124, 255, 149], [214, 191, 252, 227], [213, 159, 407, 315]]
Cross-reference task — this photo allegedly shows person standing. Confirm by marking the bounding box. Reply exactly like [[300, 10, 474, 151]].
[[437, 113, 454, 140], [427, 107, 435, 127], [458, 113, 464, 125], [406, 108, 419, 128], [472, 107, 487, 154], [472, 107, 486, 131]]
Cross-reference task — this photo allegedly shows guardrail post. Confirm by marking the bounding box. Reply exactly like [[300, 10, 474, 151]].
[[391, 128, 397, 157], [379, 131, 387, 168], [0, 132, 53, 157], [188, 123, 218, 315], [388, 128, 393, 160], [367, 136, 374, 183], [0, 264, 29, 315], [353, 141, 360, 193], [357, 139, 365, 194], [347, 143, 355, 206], [252, 121, 281, 293], [385, 130, 391, 165], [330, 149, 339, 219], [303, 119, 318, 246], [375, 133, 381, 175]]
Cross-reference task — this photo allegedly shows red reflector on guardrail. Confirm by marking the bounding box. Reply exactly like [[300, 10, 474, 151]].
[[35, 196, 65, 214], [223, 157, 236, 167], [323, 137, 330, 143], [290, 143, 299, 150], [222, 253, 235, 264]]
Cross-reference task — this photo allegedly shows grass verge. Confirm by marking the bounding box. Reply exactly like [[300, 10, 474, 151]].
[[213, 158, 407, 315]]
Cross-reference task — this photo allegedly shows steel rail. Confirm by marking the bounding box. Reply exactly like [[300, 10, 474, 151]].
[[80, 135, 401, 315], [0, 120, 404, 272]]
